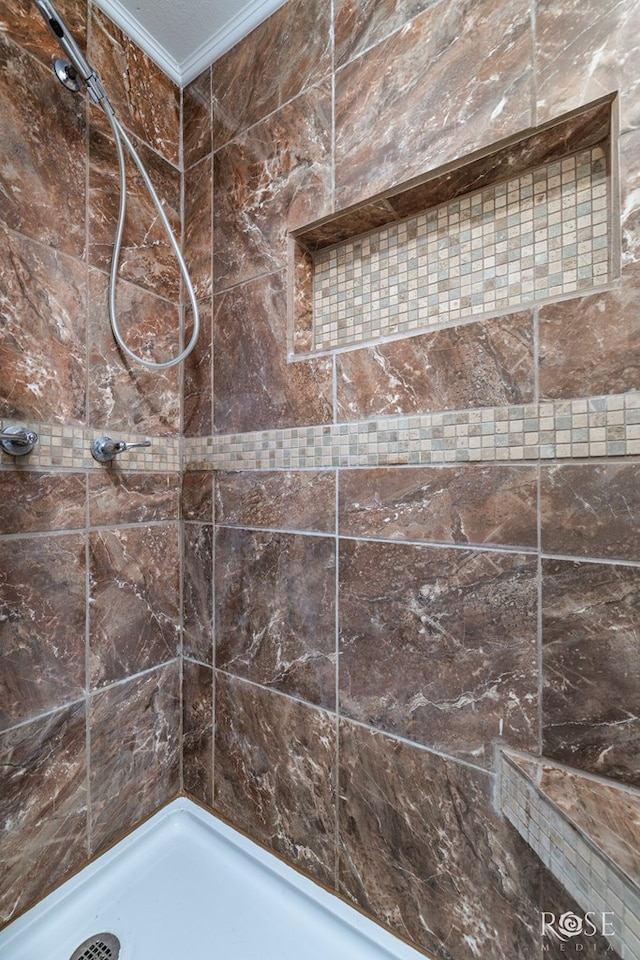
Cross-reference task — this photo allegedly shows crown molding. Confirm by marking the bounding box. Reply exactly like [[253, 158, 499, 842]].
[[94, 0, 288, 87]]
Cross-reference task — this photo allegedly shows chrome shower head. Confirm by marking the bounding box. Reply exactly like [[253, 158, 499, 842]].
[[34, 0, 112, 110]]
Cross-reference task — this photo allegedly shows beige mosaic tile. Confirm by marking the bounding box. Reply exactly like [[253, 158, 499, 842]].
[[312, 146, 610, 352]]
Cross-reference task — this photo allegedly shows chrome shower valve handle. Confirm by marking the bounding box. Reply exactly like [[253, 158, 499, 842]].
[[91, 436, 151, 463], [0, 425, 38, 456]]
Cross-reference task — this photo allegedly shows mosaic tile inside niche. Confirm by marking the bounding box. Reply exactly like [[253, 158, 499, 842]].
[[312, 146, 610, 352]]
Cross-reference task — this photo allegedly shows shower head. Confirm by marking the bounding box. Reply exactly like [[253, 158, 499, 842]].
[[33, 0, 112, 110]]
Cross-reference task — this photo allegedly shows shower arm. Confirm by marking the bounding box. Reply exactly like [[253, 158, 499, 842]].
[[33, 0, 200, 371]]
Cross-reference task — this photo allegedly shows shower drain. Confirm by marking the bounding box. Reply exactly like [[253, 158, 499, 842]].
[[69, 932, 121, 960]]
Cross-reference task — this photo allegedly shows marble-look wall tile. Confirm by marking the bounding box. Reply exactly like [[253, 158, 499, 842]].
[[0, 703, 87, 927], [535, 0, 640, 134], [87, 270, 180, 434], [542, 559, 640, 788], [337, 312, 535, 421], [183, 521, 213, 664], [0, 227, 86, 424], [539, 129, 640, 399], [339, 465, 538, 548], [89, 125, 182, 301], [334, 0, 533, 208], [0, 472, 86, 535], [89, 662, 180, 854], [184, 67, 212, 170], [184, 156, 213, 301], [214, 674, 336, 886], [181, 471, 214, 522], [183, 660, 213, 806], [213, 81, 333, 291], [88, 524, 179, 687], [540, 464, 640, 561], [89, 472, 179, 526], [215, 470, 336, 533], [338, 722, 540, 959], [339, 539, 538, 765], [213, 273, 333, 434], [184, 298, 213, 439], [334, 0, 440, 67], [0, 33, 86, 257], [216, 528, 336, 708], [0, 534, 86, 729], [90, 8, 180, 166], [211, 0, 332, 148], [3, 0, 87, 72]]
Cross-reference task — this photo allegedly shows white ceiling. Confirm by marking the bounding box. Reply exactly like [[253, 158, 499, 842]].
[[95, 0, 288, 87]]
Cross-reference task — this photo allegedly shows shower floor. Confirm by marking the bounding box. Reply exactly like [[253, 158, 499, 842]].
[[0, 798, 427, 960]]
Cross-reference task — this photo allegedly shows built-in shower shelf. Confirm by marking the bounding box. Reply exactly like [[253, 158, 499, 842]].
[[498, 747, 640, 959]]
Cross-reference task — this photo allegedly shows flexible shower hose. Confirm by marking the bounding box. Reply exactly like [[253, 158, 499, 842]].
[[104, 105, 200, 370]]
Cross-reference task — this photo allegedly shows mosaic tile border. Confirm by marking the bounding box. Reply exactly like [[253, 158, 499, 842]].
[[499, 750, 639, 960], [0, 421, 180, 473], [311, 146, 610, 353], [183, 393, 640, 471]]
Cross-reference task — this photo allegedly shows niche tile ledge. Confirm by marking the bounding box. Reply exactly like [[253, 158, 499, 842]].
[[498, 747, 640, 959]]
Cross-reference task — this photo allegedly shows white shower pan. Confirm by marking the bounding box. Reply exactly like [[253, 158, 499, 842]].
[[0, 798, 428, 960]]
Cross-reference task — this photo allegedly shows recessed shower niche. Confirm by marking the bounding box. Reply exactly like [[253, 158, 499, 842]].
[[288, 95, 618, 360]]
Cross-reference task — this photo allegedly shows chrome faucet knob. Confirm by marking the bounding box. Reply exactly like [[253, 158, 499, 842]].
[[0, 425, 38, 456], [91, 436, 151, 463]]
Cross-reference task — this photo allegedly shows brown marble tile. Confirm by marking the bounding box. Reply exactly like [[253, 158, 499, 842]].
[[338, 721, 540, 958], [184, 155, 212, 301], [214, 673, 336, 886], [183, 660, 214, 807], [335, 0, 533, 209], [3, 0, 87, 72], [184, 298, 213, 438], [87, 269, 180, 435], [89, 662, 180, 854], [89, 472, 179, 526], [181, 471, 214, 522], [541, 464, 640, 562], [541, 869, 622, 960], [0, 534, 86, 729], [0, 33, 86, 257], [213, 80, 333, 291], [542, 559, 640, 788], [339, 539, 538, 765], [335, 0, 440, 67], [88, 524, 180, 687], [0, 472, 86, 535], [184, 67, 212, 169], [536, 0, 640, 134], [0, 227, 86, 423], [213, 272, 333, 433], [337, 312, 535, 420], [0, 702, 88, 928], [339, 465, 537, 548], [539, 129, 640, 399], [183, 521, 213, 664], [90, 7, 180, 165], [216, 528, 336, 709], [215, 470, 336, 533], [212, 0, 332, 148], [89, 124, 182, 301]]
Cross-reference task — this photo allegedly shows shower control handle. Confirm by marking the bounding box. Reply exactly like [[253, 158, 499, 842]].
[[0, 425, 38, 456], [91, 436, 151, 463]]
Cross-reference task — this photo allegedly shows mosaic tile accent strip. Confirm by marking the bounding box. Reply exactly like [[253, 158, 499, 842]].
[[312, 147, 610, 352], [499, 750, 639, 960], [183, 393, 640, 471], [0, 421, 180, 473]]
